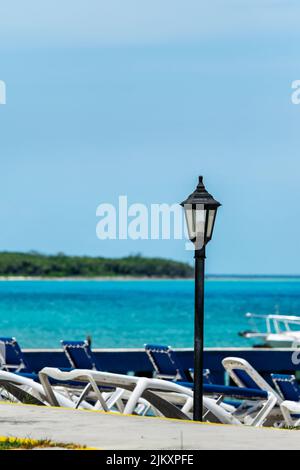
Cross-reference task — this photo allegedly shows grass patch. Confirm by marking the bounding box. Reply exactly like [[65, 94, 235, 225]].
[[281, 426, 300, 430], [0, 437, 87, 450]]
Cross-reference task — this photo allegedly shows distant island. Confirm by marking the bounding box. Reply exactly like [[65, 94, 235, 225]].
[[0, 252, 193, 279]]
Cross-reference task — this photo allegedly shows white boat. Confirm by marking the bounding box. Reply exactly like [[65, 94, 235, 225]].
[[239, 313, 300, 348]]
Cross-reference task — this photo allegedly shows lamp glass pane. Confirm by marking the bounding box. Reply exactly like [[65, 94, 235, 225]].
[[206, 209, 216, 241], [184, 206, 195, 241], [183, 203, 206, 248], [194, 206, 206, 248]]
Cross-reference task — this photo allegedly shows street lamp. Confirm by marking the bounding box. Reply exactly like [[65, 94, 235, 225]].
[[181, 176, 221, 421]]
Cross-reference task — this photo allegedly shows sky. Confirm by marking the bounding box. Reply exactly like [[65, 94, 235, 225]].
[[0, 1, 299, 274]]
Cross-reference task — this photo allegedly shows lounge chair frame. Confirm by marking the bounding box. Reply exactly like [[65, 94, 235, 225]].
[[0, 337, 28, 372], [221, 356, 281, 426], [39, 367, 242, 425]]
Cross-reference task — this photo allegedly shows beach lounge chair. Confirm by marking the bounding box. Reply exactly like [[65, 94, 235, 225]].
[[0, 337, 30, 373], [221, 356, 284, 425], [0, 370, 81, 407], [271, 374, 300, 402], [61, 340, 98, 370], [145, 344, 188, 380], [144, 348, 276, 425], [38, 367, 242, 424], [61, 340, 133, 411], [0, 369, 117, 410], [172, 380, 277, 426], [271, 374, 300, 426], [222, 357, 282, 402], [145, 343, 211, 383]]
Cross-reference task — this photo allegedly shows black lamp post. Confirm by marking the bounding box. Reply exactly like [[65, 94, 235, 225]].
[[181, 176, 221, 421]]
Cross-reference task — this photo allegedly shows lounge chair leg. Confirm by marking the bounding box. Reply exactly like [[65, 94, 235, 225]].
[[246, 393, 277, 427], [203, 395, 224, 421], [182, 396, 193, 414], [105, 388, 125, 412], [124, 378, 148, 415], [87, 376, 109, 412], [75, 383, 92, 409], [39, 372, 60, 407]]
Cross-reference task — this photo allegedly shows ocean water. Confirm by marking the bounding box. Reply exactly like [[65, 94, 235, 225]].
[[0, 279, 299, 349]]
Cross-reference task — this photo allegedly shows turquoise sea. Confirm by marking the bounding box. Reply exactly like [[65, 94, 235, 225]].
[[0, 279, 299, 349]]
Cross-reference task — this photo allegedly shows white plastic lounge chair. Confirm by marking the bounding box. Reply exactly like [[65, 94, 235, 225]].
[[222, 357, 281, 425], [0, 369, 130, 413], [222, 357, 282, 401], [279, 401, 300, 427], [39, 367, 241, 425], [0, 370, 79, 407]]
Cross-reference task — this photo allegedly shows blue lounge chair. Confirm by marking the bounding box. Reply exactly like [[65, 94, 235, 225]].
[[144, 345, 275, 421], [271, 374, 300, 426], [0, 337, 31, 373], [271, 374, 300, 402], [144, 343, 211, 383], [61, 340, 99, 370], [176, 381, 269, 400]]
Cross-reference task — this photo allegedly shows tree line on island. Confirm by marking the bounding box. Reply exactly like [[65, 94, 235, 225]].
[[0, 252, 193, 278]]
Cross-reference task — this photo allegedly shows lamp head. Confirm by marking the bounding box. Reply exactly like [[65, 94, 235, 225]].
[[180, 176, 221, 248]]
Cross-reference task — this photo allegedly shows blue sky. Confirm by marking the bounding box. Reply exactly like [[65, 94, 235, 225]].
[[0, 1, 299, 274]]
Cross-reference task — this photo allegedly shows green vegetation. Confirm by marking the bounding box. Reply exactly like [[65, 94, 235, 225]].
[[0, 437, 86, 450], [0, 252, 193, 278]]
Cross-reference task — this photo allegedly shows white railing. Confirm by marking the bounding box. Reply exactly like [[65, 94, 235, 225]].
[[245, 313, 300, 335]]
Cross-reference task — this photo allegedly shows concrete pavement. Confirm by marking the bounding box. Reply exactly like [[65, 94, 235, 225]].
[[0, 402, 299, 450]]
